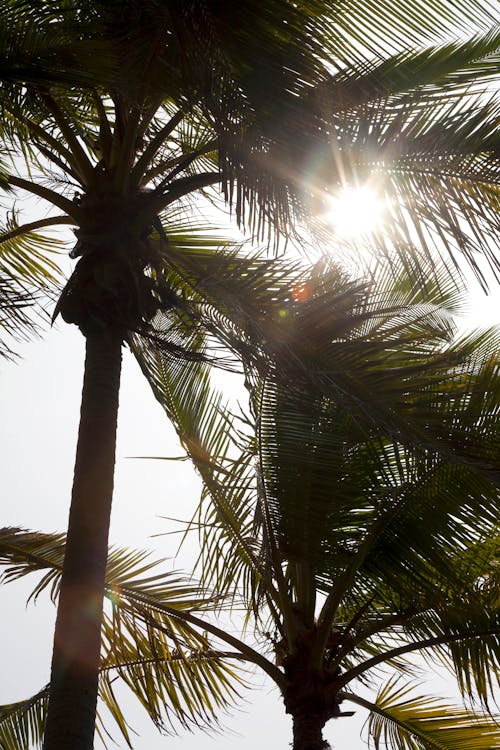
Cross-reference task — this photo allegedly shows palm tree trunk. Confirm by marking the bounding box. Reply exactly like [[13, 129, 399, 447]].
[[43, 330, 123, 750], [292, 713, 330, 750]]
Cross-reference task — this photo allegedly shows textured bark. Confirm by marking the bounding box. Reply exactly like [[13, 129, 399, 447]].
[[43, 330, 122, 750], [292, 713, 330, 750]]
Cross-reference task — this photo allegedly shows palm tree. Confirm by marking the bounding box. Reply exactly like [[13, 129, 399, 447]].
[[2, 256, 499, 750], [133, 256, 500, 750], [1, 1, 499, 748]]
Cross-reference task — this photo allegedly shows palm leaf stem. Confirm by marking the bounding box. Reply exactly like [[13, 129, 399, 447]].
[[128, 602, 285, 688], [340, 691, 435, 747], [193, 467, 283, 613], [154, 145, 218, 193], [0, 686, 48, 721], [265, 590, 287, 639], [257, 381, 298, 646], [92, 91, 113, 165], [6, 175, 81, 218], [0, 541, 62, 578], [331, 596, 377, 664], [9, 111, 82, 176], [38, 91, 95, 185], [35, 141, 83, 184], [337, 690, 466, 750], [258, 492, 296, 645], [330, 611, 419, 674], [389, 164, 500, 189], [0, 647, 242, 750], [336, 630, 500, 690], [135, 95, 166, 144], [152, 171, 221, 213], [130, 109, 184, 184], [0, 685, 48, 750], [142, 141, 217, 185], [108, 96, 124, 170], [314, 495, 414, 668], [342, 598, 377, 640], [101, 652, 247, 673], [113, 104, 142, 191], [0, 215, 76, 244], [314, 566, 362, 668], [150, 378, 283, 612]]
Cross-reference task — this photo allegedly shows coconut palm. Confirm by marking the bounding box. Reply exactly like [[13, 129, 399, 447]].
[[0, 3, 341, 746], [2, 256, 499, 750], [1, 1, 499, 748], [133, 256, 500, 750]]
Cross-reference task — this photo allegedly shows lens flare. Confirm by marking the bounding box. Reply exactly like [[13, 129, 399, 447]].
[[291, 282, 312, 303], [326, 186, 383, 238]]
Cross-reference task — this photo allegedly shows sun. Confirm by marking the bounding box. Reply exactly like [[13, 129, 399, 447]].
[[325, 186, 383, 239]]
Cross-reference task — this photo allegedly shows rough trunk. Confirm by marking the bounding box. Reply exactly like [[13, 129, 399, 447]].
[[43, 330, 122, 750], [292, 712, 330, 750]]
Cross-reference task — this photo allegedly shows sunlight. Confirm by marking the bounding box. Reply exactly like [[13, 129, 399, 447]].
[[326, 186, 383, 238]]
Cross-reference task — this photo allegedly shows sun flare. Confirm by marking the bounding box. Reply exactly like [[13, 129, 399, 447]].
[[326, 186, 383, 239]]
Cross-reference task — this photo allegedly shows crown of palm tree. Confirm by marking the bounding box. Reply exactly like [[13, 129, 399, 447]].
[[133, 253, 500, 749], [0, 0, 498, 345]]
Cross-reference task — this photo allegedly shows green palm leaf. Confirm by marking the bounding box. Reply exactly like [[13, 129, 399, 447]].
[[325, 0, 498, 60], [0, 6, 117, 89], [136, 250, 500, 626], [0, 688, 48, 750], [133, 330, 264, 605], [346, 678, 500, 750], [0, 528, 245, 743], [0, 211, 65, 356]]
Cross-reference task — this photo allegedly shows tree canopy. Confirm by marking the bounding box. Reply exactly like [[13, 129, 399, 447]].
[[0, 1, 499, 749], [2, 253, 499, 749]]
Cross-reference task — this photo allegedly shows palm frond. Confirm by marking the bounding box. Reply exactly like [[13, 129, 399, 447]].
[[0, 687, 48, 750], [215, 29, 500, 274], [99, 606, 244, 739], [0, 647, 241, 750], [137, 249, 500, 630], [0, 275, 42, 358], [132, 327, 265, 606], [0, 527, 249, 743], [325, 0, 498, 61], [0, 219, 61, 294], [0, 210, 65, 355], [345, 678, 500, 750], [0, 7, 117, 89]]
